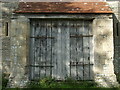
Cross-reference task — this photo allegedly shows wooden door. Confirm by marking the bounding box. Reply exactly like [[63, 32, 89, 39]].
[[29, 19, 93, 80], [69, 20, 93, 80]]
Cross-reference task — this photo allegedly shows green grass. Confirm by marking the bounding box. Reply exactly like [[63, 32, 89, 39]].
[[26, 77, 98, 88], [2, 76, 120, 89], [2, 73, 9, 89]]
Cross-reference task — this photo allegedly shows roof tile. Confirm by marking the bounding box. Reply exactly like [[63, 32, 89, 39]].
[[14, 2, 113, 13]]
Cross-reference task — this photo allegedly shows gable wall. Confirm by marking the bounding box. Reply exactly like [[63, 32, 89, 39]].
[[0, 2, 19, 78]]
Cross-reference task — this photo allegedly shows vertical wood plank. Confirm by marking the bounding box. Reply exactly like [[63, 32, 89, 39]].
[[60, 20, 70, 79], [51, 21, 58, 79], [61, 21, 66, 80], [34, 21, 41, 79], [70, 21, 77, 80], [83, 20, 90, 80], [46, 21, 52, 77], [65, 21, 70, 79], [74, 21, 79, 80], [88, 20, 94, 80], [40, 20, 46, 79], [38, 21, 42, 79], [30, 20, 35, 80], [57, 21, 62, 80], [34, 21, 37, 80], [76, 20, 84, 80]]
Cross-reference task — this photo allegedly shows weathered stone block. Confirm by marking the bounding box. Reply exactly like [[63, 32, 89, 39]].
[[2, 49, 10, 61], [95, 19, 113, 27], [11, 37, 26, 46]]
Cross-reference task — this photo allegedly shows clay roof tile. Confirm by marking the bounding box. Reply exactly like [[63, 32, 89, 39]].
[[14, 2, 113, 13]]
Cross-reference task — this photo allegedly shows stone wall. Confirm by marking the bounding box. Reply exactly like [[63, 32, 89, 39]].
[[7, 14, 118, 87], [107, 1, 120, 83], [0, 1, 19, 88], [1, 1, 19, 76], [93, 15, 118, 87], [7, 16, 30, 87]]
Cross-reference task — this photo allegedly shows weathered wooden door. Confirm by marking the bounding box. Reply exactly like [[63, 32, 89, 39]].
[[29, 19, 94, 80]]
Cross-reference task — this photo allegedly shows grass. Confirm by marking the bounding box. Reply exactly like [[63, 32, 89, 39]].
[[2, 76, 120, 89], [26, 77, 98, 88], [2, 73, 9, 89]]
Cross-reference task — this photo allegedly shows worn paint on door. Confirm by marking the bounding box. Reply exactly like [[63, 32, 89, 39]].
[[29, 19, 94, 80]]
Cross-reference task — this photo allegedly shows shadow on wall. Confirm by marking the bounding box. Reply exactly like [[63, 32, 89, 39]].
[[113, 13, 120, 83]]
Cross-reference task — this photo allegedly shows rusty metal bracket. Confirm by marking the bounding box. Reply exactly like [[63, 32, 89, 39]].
[[70, 35, 93, 38], [30, 36, 55, 39]]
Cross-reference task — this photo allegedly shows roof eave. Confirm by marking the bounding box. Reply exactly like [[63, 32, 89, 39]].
[[14, 11, 113, 14]]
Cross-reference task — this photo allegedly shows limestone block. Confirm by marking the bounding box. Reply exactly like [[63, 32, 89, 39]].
[[10, 19, 17, 37], [94, 74, 119, 87], [93, 17, 115, 81], [8, 17, 30, 88], [17, 46, 27, 66], [107, 1, 119, 6], [2, 37, 10, 45], [93, 24, 113, 38], [95, 19, 113, 27], [2, 50, 10, 61], [17, 16, 30, 37], [111, 9, 118, 13], [10, 45, 27, 66], [11, 37, 26, 46]]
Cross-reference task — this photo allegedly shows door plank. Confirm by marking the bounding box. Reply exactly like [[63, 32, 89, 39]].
[[65, 21, 70, 79], [60, 21, 70, 79], [30, 21, 36, 80], [88, 21, 94, 80], [45, 21, 52, 77], [39, 21, 46, 78], [70, 21, 77, 80], [76, 20, 84, 80], [61, 21, 66, 80], [83, 20, 90, 80], [56, 22, 63, 80], [51, 21, 58, 79], [34, 21, 41, 79]]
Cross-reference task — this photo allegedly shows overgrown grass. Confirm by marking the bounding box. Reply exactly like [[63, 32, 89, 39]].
[[26, 77, 98, 88], [2, 76, 120, 89], [2, 73, 9, 90]]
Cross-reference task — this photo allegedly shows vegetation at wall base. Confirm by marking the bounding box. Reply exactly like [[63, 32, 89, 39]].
[[26, 77, 99, 88], [2, 76, 120, 89], [2, 73, 9, 90]]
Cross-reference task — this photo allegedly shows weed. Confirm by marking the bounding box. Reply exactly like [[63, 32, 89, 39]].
[[2, 73, 9, 89], [26, 77, 98, 88]]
